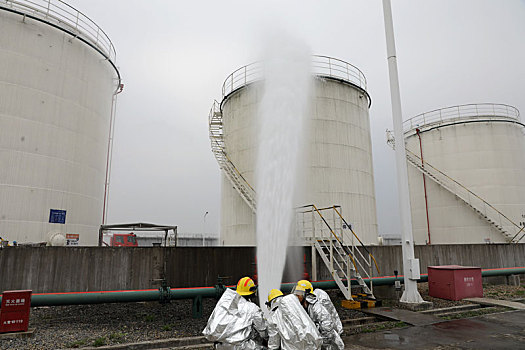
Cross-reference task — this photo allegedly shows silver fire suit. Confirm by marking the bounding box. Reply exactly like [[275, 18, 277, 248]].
[[305, 293, 344, 350], [267, 294, 322, 350], [313, 289, 343, 336], [203, 288, 267, 349]]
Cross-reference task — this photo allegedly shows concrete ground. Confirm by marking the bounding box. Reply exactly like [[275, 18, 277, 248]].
[[343, 310, 525, 349]]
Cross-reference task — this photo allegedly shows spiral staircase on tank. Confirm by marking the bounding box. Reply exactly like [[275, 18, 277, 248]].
[[208, 100, 256, 212], [208, 100, 379, 304], [386, 131, 525, 243]]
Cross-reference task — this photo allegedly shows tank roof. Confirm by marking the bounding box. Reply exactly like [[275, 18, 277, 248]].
[[0, 0, 118, 77], [221, 55, 368, 100], [403, 103, 521, 134]]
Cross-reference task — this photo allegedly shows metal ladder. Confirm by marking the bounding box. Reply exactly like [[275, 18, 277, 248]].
[[387, 131, 524, 243], [296, 205, 380, 301], [208, 101, 256, 212]]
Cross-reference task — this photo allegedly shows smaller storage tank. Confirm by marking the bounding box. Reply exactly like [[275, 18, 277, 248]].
[[404, 104, 525, 244], [211, 56, 379, 245]]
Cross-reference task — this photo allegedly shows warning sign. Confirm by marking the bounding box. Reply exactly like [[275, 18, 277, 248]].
[[66, 233, 79, 246]]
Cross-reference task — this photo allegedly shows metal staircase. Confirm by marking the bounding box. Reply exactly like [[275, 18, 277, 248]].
[[296, 205, 380, 301], [386, 131, 524, 243], [208, 101, 256, 212]]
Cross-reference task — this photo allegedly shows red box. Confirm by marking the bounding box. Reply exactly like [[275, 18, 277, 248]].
[[0, 290, 32, 333], [428, 265, 482, 301]]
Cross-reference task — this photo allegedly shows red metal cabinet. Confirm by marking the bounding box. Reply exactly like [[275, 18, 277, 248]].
[[428, 265, 482, 301], [0, 290, 32, 333]]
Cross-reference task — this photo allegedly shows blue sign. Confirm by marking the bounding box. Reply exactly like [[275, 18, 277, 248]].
[[49, 209, 66, 224]]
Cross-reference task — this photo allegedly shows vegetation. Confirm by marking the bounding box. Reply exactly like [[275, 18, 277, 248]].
[[109, 332, 126, 343], [93, 336, 107, 347], [67, 339, 87, 348], [439, 307, 508, 320]]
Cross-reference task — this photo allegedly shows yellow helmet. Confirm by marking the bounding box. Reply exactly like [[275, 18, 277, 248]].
[[296, 280, 313, 294], [268, 289, 284, 303], [236, 277, 257, 296]]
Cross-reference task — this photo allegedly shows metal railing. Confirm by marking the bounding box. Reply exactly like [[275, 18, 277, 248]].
[[403, 103, 520, 133], [208, 101, 256, 212], [221, 55, 367, 99], [386, 131, 524, 243], [296, 205, 378, 300], [1, 0, 116, 62]]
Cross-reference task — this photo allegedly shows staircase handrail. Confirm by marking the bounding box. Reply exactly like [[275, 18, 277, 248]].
[[209, 101, 256, 211], [405, 149, 522, 241], [332, 206, 380, 275], [297, 204, 359, 272], [387, 130, 523, 243]]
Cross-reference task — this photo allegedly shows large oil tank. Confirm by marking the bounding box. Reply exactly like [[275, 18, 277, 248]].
[[404, 104, 525, 244], [211, 56, 378, 245], [0, 1, 121, 245]]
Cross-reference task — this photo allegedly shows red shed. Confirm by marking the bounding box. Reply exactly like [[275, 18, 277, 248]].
[[428, 265, 483, 301]]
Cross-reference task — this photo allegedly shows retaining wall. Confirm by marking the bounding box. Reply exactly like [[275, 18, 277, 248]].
[[0, 244, 523, 293]]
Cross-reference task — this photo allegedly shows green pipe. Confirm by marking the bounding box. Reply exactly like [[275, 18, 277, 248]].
[[1, 267, 523, 306]]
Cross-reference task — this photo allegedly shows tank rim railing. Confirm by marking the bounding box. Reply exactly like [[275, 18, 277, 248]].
[[221, 55, 368, 99], [1, 0, 116, 62], [403, 103, 520, 133]]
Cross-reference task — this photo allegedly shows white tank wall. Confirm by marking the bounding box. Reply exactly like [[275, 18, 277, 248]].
[[406, 120, 525, 244], [220, 77, 378, 245], [0, 10, 117, 245]]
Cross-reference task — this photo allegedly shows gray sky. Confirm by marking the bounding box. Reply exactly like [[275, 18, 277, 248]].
[[67, 0, 525, 237]]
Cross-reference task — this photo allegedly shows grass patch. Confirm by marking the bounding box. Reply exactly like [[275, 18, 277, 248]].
[[67, 339, 87, 348], [93, 337, 107, 347], [109, 332, 126, 343], [439, 307, 507, 320], [144, 314, 155, 322], [163, 324, 172, 331]]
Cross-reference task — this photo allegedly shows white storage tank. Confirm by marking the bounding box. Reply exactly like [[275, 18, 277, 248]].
[[0, 1, 121, 245], [210, 56, 379, 245], [404, 104, 525, 244]]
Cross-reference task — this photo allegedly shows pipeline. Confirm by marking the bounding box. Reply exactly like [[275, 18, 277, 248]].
[[1, 267, 523, 307]]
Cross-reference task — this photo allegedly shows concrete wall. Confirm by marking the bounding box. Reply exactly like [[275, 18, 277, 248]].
[[0, 244, 523, 293]]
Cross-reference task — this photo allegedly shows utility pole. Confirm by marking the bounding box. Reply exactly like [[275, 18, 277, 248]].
[[382, 0, 424, 303]]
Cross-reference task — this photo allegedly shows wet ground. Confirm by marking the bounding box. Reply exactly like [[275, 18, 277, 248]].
[[343, 309, 525, 349]]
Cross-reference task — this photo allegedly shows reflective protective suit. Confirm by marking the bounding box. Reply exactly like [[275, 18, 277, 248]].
[[305, 293, 344, 350], [313, 289, 343, 335], [267, 294, 322, 350], [203, 288, 267, 349]]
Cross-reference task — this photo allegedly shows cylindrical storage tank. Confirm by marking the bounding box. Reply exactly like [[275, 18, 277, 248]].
[[0, 1, 120, 245], [214, 56, 378, 245], [404, 104, 525, 244]]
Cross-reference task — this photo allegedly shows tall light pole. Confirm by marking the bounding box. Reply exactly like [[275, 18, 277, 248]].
[[382, 0, 424, 303], [203, 211, 209, 247]]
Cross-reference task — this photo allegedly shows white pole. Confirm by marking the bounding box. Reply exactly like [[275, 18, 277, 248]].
[[382, 0, 424, 303], [203, 211, 209, 247]]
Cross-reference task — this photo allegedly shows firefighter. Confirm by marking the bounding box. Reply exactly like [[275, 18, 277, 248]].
[[296, 280, 343, 337], [293, 281, 344, 350], [266, 289, 322, 350], [203, 277, 267, 349]]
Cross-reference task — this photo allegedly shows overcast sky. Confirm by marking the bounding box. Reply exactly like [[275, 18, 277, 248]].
[[67, 0, 525, 237]]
